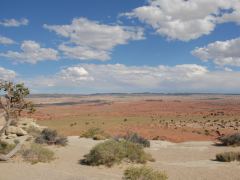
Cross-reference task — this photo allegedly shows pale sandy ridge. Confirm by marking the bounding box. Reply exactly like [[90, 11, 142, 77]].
[[0, 137, 240, 180]]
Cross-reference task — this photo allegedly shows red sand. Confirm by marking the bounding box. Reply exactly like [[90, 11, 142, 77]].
[[28, 95, 240, 142]]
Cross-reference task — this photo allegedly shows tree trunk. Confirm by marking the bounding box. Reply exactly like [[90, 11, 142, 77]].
[[0, 116, 12, 137]]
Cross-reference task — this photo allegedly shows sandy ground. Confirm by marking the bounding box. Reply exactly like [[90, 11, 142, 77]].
[[0, 137, 240, 180]]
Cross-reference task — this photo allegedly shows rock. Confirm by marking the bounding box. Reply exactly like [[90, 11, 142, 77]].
[[19, 118, 43, 131], [6, 126, 27, 136], [6, 134, 17, 139], [1, 118, 43, 138], [0, 134, 7, 139], [29, 122, 41, 129]]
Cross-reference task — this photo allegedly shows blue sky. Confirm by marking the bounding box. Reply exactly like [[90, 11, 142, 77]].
[[0, 0, 240, 93]]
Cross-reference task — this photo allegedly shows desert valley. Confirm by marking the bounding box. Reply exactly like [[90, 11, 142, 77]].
[[33, 94, 240, 142], [1, 0, 240, 179], [1, 94, 240, 180]]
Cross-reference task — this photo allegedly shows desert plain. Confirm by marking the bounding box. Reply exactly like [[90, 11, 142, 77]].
[[32, 94, 240, 142], [1, 94, 240, 180]]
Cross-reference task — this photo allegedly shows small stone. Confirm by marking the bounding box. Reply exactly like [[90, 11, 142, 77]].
[[6, 126, 27, 136], [6, 134, 17, 139], [0, 134, 7, 139]]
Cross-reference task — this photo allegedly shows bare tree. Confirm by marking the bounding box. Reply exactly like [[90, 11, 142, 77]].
[[0, 81, 34, 137]]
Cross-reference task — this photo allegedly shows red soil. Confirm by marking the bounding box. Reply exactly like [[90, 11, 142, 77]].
[[28, 95, 240, 142]]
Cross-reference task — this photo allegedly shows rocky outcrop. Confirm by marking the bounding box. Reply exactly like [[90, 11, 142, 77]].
[[0, 117, 43, 161], [6, 126, 27, 136], [18, 118, 43, 131], [0, 118, 42, 140]]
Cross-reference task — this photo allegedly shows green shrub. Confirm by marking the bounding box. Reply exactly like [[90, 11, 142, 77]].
[[82, 140, 153, 167], [14, 139, 20, 145], [219, 133, 240, 146], [216, 151, 240, 162], [122, 133, 150, 147], [35, 128, 68, 146], [0, 141, 16, 155], [21, 143, 55, 164], [80, 128, 109, 140], [123, 166, 168, 180], [123, 141, 153, 163]]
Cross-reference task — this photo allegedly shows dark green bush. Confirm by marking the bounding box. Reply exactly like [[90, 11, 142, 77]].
[[80, 127, 109, 140], [219, 133, 240, 146], [216, 151, 240, 162], [35, 128, 68, 146], [82, 140, 154, 167], [123, 133, 150, 147], [123, 166, 168, 180]]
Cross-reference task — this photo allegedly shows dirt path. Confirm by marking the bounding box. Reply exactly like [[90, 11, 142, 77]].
[[0, 137, 240, 180]]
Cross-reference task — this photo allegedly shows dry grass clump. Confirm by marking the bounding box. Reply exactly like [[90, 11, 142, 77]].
[[82, 140, 154, 167], [0, 140, 16, 155], [26, 125, 41, 138], [123, 166, 168, 180], [218, 133, 240, 146], [21, 143, 54, 164], [35, 128, 68, 146], [121, 132, 150, 147], [80, 127, 110, 140], [216, 151, 240, 162]]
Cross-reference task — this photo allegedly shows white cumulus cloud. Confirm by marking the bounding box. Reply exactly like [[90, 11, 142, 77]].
[[218, 11, 240, 25], [0, 36, 15, 45], [21, 63, 240, 93], [0, 40, 59, 64], [0, 18, 29, 27], [0, 67, 16, 80], [44, 17, 144, 61], [192, 38, 240, 67], [123, 0, 240, 41], [25, 63, 213, 93], [59, 66, 93, 81], [58, 44, 110, 61]]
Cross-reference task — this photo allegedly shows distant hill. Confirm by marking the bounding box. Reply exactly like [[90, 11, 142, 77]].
[[28, 93, 240, 98]]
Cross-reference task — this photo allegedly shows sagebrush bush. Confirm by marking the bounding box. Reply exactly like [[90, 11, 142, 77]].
[[123, 166, 168, 180], [26, 125, 41, 138], [35, 128, 68, 146], [21, 143, 55, 164], [219, 133, 240, 146], [0, 140, 15, 155], [80, 128, 109, 140], [82, 140, 154, 167], [55, 135, 68, 145], [216, 151, 240, 162], [122, 133, 150, 147]]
